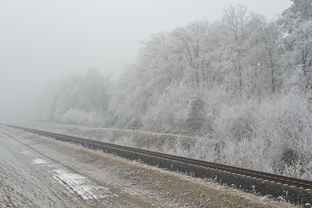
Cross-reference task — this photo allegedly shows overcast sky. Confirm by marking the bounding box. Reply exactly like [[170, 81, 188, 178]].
[[0, 0, 292, 122]]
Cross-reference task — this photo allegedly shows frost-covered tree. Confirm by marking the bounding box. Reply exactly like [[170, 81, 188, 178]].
[[244, 14, 281, 98], [280, 0, 312, 90], [38, 69, 111, 126], [223, 5, 248, 98]]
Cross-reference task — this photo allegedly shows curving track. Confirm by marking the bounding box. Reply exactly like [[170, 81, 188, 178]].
[[6, 124, 312, 206]]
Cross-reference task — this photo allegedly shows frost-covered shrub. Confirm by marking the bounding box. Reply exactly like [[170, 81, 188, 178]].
[[214, 93, 312, 178], [257, 93, 312, 176], [214, 100, 258, 142], [142, 84, 190, 133], [186, 97, 207, 135]]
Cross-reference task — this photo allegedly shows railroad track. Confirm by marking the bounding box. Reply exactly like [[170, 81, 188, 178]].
[[5, 124, 312, 206]]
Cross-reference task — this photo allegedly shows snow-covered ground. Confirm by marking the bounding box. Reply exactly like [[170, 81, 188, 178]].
[[0, 125, 296, 207]]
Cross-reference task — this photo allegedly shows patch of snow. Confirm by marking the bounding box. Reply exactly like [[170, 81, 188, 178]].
[[276, 196, 287, 203], [31, 158, 48, 164], [260, 195, 269, 201], [52, 169, 112, 200], [21, 151, 32, 156]]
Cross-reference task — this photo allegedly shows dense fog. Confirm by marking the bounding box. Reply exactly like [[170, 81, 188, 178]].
[[3, 0, 312, 179]]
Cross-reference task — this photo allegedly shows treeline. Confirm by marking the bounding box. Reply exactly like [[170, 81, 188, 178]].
[[37, 1, 312, 177]]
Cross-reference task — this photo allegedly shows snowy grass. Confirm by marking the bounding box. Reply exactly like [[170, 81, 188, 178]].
[[24, 121, 220, 161]]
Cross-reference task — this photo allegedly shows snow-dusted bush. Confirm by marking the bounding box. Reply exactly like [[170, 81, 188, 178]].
[[142, 84, 190, 133], [214, 93, 312, 178]]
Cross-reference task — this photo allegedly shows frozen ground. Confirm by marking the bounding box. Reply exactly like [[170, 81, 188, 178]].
[[0, 125, 296, 207]]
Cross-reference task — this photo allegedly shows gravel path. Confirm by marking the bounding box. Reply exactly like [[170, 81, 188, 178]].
[[0, 126, 297, 208]]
